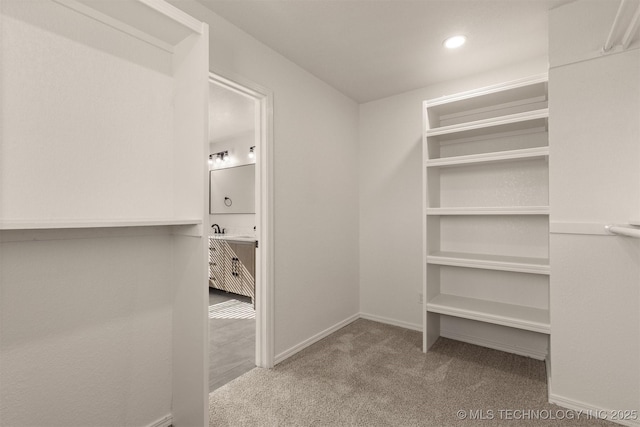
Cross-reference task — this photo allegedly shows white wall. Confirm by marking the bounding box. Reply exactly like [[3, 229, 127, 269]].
[[209, 135, 256, 236], [171, 1, 361, 356], [548, 0, 640, 420], [1, 229, 174, 427], [1, 2, 209, 426], [358, 58, 549, 332]]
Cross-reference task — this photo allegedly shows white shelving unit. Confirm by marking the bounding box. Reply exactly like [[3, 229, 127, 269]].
[[422, 75, 550, 356], [1, 1, 209, 425]]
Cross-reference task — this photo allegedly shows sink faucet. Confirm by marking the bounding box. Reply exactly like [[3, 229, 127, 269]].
[[211, 224, 222, 234]]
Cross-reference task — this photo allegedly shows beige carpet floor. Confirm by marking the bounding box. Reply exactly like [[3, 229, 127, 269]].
[[209, 319, 613, 426]]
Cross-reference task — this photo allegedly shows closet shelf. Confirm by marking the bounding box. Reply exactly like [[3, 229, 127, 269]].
[[426, 146, 549, 168], [425, 74, 548, 110], [0, 218, 202, 230], [54, 0, 203, 51], [426, 206, 550, 216], [427, 251, 550, 275], [425, 109, 548, 141], [426, 294, 550, 334]]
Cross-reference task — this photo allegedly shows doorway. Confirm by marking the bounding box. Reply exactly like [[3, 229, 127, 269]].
[[207, 72, 273, 393]]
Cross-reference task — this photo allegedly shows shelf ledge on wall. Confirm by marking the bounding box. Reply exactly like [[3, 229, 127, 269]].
[[427, 251, 550, 275], [427, 294, 550, 334], [0, 218, 202, 230], [425, 74, 549, 108], [426, 109, 549, 139], [426, 206, 550, 216], [54, 0, 203, 52], [426, 146, 549, 168]]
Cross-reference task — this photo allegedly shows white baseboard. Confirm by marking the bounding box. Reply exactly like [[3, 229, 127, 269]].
[[274, 313, 546, 365], [274, 313, 360, 365], [545, 356, 552, 401], [146, 414, 172, 427], [359, 312, 422, 332], [549, 393, 640, 427], [440, 329, 547, 360]]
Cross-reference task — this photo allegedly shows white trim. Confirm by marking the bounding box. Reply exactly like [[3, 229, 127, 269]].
[[549, 393, 640, 427], [551, 221, 640, 236], [440, 329, 548, 360], [53, 0, 202, 53], [274, 314, 360, 365], [427, 294, 550, 334], [426, 146, 549, 168], [208, 72, 275, 371], [545, 355, 552, 401], [426, 251, 550, 275], [425, 74, 549, 107], [145, 414, 173, 427], [426, 108, 548, 137], [359, 312, 422, 332], [550, 222, 610, 235], [138, 0, 204, 34], [273, 312, 550, 365], [257, 84, 275, 369], [0, 218, 201, 230], [426, 206, 549, 216], [54, 0, 174, 53], [550, 43, 640, 71]]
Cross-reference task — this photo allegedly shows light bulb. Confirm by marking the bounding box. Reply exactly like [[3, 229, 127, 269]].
[[443, 35, 466, 49]]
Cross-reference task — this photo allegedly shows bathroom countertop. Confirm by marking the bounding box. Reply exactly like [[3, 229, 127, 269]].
[[209, 234, 257, 243]]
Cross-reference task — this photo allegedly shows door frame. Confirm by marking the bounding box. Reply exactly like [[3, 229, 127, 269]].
[[208, 71, 274, 369]]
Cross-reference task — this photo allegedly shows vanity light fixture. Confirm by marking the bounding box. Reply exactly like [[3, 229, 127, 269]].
[[208, 154, 214, 166], [443, 35, 466, 49], [213, 150, 229, 164], [248, 146, 256, 159]]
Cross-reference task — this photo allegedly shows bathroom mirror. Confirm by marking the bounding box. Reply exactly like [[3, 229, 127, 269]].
[[210, 164, 255, 214]]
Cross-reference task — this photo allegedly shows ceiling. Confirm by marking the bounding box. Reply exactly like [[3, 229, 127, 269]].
[[209, 81, 255, 143], [197, 0, 571, 103]]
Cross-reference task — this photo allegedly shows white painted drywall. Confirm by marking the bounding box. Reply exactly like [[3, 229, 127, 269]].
[[549, 0, 640, 418], [1, 0, 176, 221], [1, 2, 209, 426], [358, 58, 548, 337], [0, 229, 174, 427], [171, 1, 361, 356]]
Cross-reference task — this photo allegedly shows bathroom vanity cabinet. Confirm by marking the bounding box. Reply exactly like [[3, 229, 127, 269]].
[[209, 237, 256, 304]]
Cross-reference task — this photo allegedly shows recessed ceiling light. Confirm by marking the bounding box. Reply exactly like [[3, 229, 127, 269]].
[[443, 35, 466, 49]]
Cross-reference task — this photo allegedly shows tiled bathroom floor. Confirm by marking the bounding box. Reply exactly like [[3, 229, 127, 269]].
[[209, 289, 256, 392]]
